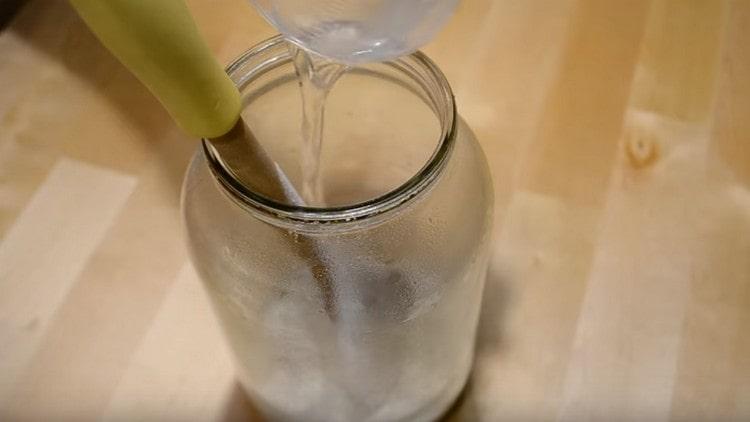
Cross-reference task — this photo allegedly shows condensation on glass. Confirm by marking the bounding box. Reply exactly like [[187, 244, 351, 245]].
[[182, 36, 494, 422]]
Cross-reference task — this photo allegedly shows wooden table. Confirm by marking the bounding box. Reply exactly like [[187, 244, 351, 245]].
[[1, 0, 748, 420]]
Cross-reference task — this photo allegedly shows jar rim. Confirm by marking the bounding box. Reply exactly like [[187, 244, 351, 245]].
[[203, 35, 456, 229]]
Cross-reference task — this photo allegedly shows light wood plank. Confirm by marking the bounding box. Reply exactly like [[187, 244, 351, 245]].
[[102, 263, 242, 422], [476, 192, 600, 421], [709, 0, 750, 188], [0, 158, 136, 405], [558, 1, 729, 420], [520, 0, 652, 207], [3, 157, 189, 421]]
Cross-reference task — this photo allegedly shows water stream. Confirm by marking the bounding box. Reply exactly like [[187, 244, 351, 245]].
[[289, 44, 348, 207]]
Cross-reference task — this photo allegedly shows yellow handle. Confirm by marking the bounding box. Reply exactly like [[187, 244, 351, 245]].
[[70, 0, 240, 138]]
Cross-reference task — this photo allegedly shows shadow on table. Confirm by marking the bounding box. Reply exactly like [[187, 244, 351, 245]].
[[0, 0, 25, 30], [9, 0, 193, 195], [221, 383, 266, 422], [220, 263, 512, 422], [442, 262, 512, 421]]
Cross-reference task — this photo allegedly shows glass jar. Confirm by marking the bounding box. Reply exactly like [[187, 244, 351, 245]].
[[182, 36, 493, 422]]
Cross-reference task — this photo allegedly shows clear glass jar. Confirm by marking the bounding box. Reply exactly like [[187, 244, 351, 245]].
[[182, 36, 493, 422]]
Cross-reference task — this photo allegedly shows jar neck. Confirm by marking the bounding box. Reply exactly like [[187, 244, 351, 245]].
[[203, 35, 456, 232]]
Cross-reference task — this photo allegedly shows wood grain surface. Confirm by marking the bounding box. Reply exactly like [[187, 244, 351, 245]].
[[1, 0, 748, 420]]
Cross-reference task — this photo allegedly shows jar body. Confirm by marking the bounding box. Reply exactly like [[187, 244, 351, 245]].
[[182, 39, 494, 422]]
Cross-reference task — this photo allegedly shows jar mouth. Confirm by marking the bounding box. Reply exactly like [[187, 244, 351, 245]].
[[203, 35, 456, 228]]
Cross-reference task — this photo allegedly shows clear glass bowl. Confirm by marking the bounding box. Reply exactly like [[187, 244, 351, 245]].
[[248, 0, 459, 64]]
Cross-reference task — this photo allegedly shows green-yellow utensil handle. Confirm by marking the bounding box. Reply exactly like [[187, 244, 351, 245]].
[[69, 0, 240, 138]]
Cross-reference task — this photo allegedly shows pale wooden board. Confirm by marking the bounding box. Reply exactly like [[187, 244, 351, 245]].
[[0, 158, 136, 404], [100, 263, 240, 422], [0, 0, 748, 421]]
